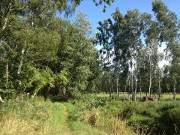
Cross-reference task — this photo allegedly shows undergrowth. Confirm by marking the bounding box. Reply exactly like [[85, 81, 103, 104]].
[[0, 95, 135, 135]]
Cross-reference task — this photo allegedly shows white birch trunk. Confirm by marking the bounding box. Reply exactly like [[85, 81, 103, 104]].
[[5, 62, 9, 89], [173, 79, 176, 100]]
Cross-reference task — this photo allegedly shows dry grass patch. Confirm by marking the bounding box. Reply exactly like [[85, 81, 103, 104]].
[[0, 114, 67, 135], [80, 108, 136, 135]]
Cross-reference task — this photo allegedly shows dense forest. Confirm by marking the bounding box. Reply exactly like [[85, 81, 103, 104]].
[[0, 0, 180, 135]]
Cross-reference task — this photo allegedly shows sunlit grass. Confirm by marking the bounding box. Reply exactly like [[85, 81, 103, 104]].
[[95, 92, 180, 100], [0, 95, 136, 135]]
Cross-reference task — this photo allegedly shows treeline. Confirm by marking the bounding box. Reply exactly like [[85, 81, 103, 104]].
[[0, 0, 180, 101], [0, 0, 102, 100], [95, 1, 180, 100]]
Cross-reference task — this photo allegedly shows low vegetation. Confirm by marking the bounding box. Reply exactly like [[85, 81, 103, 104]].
[[1, 94, 180, 135], [0, 95, 135, 135]]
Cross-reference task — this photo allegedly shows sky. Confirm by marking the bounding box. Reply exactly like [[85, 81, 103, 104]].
[[73, 0, 180, 34]]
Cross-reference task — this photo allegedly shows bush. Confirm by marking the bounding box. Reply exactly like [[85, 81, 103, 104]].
[[168, 107, 180, 133], [115, 101, 180, 135], [154, 106, 180, 135]]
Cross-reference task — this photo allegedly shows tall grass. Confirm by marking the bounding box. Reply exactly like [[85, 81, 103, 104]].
[[0, 95, 136, 135], [102, 100, 180, 135], [0, 96, 64, 135]]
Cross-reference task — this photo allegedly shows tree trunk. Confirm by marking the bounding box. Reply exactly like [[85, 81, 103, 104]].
[[107, 51, 112, 98], [18, 48, 25, 75], [134, 78, 137, 101], [148, 54, 152, 97], [1, 3, 12, 33], [109, 76, 111, 97], [124, 85, 127, 100], [158, 79, 161, 100], [173, 79, 176, 100], [139, 77, 142, 100], [131, 73, 134, 100], [2, 18, 8, 31], [5, 62, 9, 89], [0, 95, 5, 103], [109, 87, 112, 98], [128, 79, 131, 100], [116, 77, 119, 97], [149, 74, 152, 97]]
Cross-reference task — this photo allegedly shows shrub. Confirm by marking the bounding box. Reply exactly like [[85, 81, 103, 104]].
[[154, 106, 180, 135], [168, 107, 180, 134], [115, 101, 180, 135]]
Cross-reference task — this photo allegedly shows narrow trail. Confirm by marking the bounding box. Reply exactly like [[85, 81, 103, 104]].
[[50, 103, 72, 135], [50, 103, 109, 135], [61, 103, 70, 128]]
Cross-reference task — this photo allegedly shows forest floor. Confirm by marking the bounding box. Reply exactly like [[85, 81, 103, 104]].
[[0, 93, 180, 135]]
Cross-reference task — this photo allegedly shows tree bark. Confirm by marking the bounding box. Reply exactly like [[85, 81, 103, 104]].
[[173, 79, 176, 100], [148, 53, 152, 97], [116, 77, 119, 97], [2, 18, 8, 31], [109, 76, 111, 97], [0, 96, 5, 103], [134, 78, 137, 101], [131, 72, 134, 100], [128, 79, 131, 100], [139, 77, 142, 100], [5, 62, 9, 89], [158, 78, 161, 100], [18, 48, 25, 75], [1, 3, 12, 33], [124, 84, 127, 100]]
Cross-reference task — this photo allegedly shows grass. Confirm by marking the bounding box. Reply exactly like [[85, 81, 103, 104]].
[[0, 95, 135, 135], [95, 92, 180, 100], [79, 93, 180, 135], [102, 100, 180, 135], [0, 97, 62, 135], [1, 93, 179, 135], [160, 93, 180, 100]]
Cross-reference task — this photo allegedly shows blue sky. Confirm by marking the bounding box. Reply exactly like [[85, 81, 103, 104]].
[[73, 0, 180, 34]]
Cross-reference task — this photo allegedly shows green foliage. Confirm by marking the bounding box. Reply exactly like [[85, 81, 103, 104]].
[[0, 0, 99, 99], [114, 101, 180, 135], [55, 69, 70, 87], [18, 65, 54, 95], [90, 97, 106, 108], [156, 106, 180, 135]]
